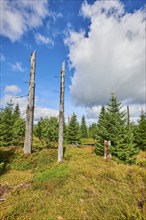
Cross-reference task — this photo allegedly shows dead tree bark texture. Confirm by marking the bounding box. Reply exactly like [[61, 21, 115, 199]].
[[58, 62, 65, 162], [104, 140, 111, 160], [24, 51, 36, 154]]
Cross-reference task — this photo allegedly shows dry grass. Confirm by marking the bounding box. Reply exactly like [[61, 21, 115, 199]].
[[0, 145, 146, 220], [136, 151, 146, 167]]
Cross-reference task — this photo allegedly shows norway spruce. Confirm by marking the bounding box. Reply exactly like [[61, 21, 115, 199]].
[[135, 110, 146, 151], [80, 115, 88, 138], [34, 117, 59, 147], [0, 102, 15, 146], [96, 105, 107, 155], [67, 113, 81, 145], [96, 94, 138, 163], [88, 123, 98, 139], [0, 102, 25, 147], [12, 103, 25, 146]]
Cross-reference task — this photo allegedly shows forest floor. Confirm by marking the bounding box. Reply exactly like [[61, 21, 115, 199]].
[[0, 144, 146, 220]]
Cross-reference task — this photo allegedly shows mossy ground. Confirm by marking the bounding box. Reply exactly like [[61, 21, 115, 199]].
[[0, 144, 146, 220]]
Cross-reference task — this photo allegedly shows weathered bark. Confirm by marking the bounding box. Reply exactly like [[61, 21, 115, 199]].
[[127, 105, 130, 130], [23, 51, 36, 154], [58, 62, 65, 162], [104, 140, 111, 160]]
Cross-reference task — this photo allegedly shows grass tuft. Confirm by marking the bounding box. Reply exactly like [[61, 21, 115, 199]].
[[0, 146, 146, 220], [33, 163, 70, 183]]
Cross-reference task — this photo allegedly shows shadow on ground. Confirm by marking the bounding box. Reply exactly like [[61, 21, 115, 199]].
[[0, 147, 17, 174]]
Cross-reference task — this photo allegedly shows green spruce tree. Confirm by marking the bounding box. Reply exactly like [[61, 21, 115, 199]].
[[88, 123, 98, 139], [66, 113, 81, 145], [12, 117, 25, 146], [96, 105, 108, 155], [135, 110, 146, 151], [106, 94, 127, 146], [80, 115, 88, 138], [13, 103, 21, 120], [46, 117, 58, 143], [0, 102, 14, 146], [12, 103, 25, 146], [34, 117, 44, 143], [34, 117, 59, 147], [0, 108, 4, 146], [96, 94, 138, 163], [0, 102, 25, 147]]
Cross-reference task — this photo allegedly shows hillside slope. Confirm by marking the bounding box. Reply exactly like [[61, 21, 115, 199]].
[[0, 146, 146, 220]]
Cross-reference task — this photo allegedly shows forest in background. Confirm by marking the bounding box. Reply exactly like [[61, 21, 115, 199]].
[[0, 93, 146, 166], [0, 94, 146, 219]]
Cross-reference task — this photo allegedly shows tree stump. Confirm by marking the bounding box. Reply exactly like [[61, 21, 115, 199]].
[[104, 140, 112, 160]]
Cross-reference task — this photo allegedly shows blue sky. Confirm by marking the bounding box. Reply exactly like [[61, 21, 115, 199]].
[[0, 0, 145, 124]]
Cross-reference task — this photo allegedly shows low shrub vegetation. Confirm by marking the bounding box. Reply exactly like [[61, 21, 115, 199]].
[[0, 146, 146, 220]]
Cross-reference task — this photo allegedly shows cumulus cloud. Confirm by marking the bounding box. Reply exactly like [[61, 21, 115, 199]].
[[0, 0, 49, 42], [5, 85, 21, 94], [11, 62, 26, 72], [1, 94, 28, 118], [86, 106, 101, 119], [65, 0, 145, 107], [34, 107, 58, 121], [35, 33, 54, 45], [0, 94, 59, 122], [85, 103, 145, 123]]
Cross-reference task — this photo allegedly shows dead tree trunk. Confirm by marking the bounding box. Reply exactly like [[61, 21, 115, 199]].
[[24, 51, 36, 154], [58, 62, 65, 163], [127, 105, 130, 131], [104, 140, 111, 160]]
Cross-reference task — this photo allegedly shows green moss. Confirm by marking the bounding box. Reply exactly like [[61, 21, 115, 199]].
[[0, 146, 146, 220], [33, 163, 70, 183]]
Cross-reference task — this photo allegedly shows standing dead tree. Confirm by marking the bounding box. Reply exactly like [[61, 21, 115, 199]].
[[24, 51, 36, 154], [104, 140, 111, 160], [127, 105, 130, 131], [58, 62, 65, 163]]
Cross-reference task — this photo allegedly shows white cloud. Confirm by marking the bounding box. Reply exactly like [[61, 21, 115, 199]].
[[0, 0, 49, 42], [34, 106, 58, 121], [86, 102, 145, 118], [86, 106, 101, 119], [35, 33, 54, 45], [0, 94, 28, 117], [0, 94, 59, 122], [5, 85, 21, 94], [65, 0, 145, 107], [11, 62, 26, 72], [80, 0, 124, 18], [125, 104, 146, 123], [0, 53, 5, 62]]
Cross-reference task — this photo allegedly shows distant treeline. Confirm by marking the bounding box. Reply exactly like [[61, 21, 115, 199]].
[[0, 94, 146, 163]]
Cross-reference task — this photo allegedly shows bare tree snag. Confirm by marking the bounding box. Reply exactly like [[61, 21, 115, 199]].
[[24, 51, 36, 154], [58, 62, 65, 163], [104, 140, 111, 160], [127, 105, 130, 130]]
